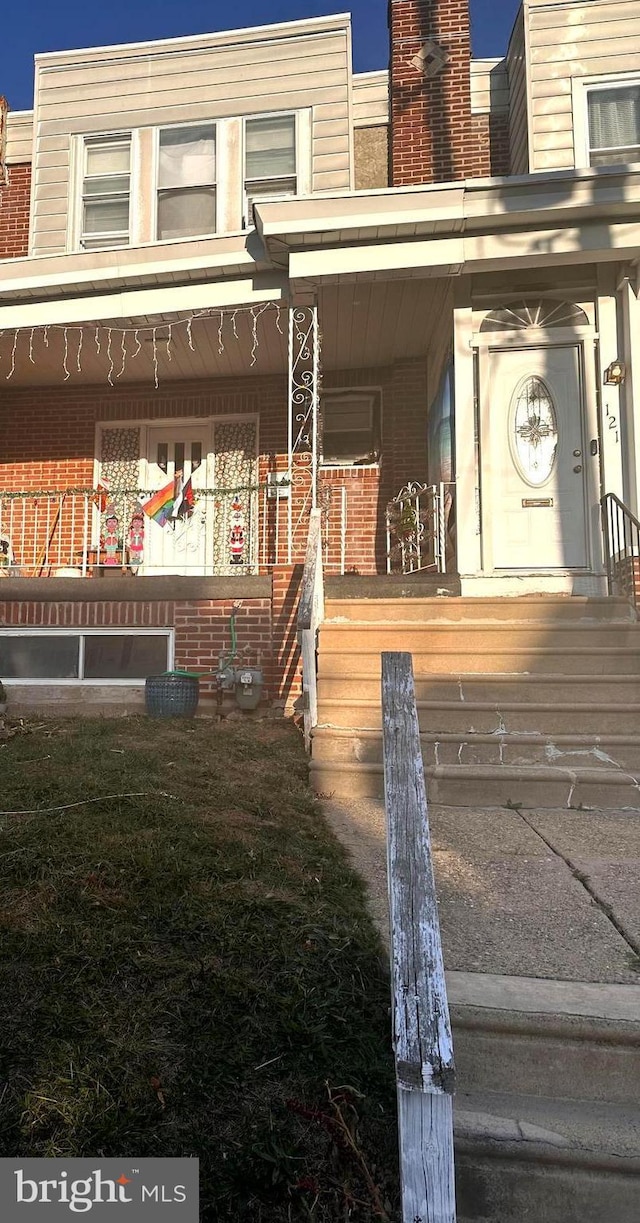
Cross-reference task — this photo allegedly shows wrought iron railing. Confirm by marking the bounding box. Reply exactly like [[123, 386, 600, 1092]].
[[601, 492, 640, 613], [0, 483, 290, 578], [386, 482, 455, 575]]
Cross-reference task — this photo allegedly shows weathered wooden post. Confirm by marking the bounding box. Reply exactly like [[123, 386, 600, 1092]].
[[381, 651, 456, 1223]]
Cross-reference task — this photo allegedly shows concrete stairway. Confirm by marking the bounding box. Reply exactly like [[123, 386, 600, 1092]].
[[450, 973, 640, 1222], [310, 594, 640, 809]]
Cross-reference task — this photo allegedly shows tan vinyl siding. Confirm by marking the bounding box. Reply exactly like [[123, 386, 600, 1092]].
[[352, 71, 389, 127], [506, 10, 530, 174], [527, 0, 640, 171], [31, 18, 352, 254], [6, 112, 33, 164], [470, 60, 509, 115]]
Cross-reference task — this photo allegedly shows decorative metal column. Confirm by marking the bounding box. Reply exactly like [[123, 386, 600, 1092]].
[[288, 304, 320, 562]]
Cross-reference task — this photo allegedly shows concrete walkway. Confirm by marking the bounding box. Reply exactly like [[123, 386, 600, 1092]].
[[323, 798, 640, 984]]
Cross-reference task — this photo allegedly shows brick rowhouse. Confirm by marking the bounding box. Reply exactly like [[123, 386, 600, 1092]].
[[389, 0, 475, 186]]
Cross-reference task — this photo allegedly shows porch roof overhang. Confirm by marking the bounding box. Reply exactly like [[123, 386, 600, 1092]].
[[0, 233, 286, 329], [254, 165, 640, 286]]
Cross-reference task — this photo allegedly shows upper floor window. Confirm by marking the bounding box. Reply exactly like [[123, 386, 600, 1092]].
[[157, 124, 217, 240], [81, 136, 130, 250], [244, 114, 296, 216], [587, 82, 640, 166]]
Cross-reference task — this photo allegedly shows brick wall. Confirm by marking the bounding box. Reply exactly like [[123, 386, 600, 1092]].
[[0, 360, 431, 707], [389, 0, 475, 186], [0, 594, 274, 697], [0, 359, 430, 577], [0, 163, 31, 258]]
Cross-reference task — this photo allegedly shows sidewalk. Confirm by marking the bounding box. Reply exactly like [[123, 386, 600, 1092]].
[[322, 799, 640, 984]]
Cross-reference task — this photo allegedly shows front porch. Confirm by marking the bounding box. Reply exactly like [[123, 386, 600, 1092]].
[[0, 279, 456, 710]]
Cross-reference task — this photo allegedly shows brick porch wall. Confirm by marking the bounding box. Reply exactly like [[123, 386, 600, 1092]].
[[0, 361, 430, 577], [0, 594, 275, 699], [0, 163, 31, 258]]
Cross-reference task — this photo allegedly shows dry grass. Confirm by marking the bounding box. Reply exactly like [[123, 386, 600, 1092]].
[[0, 716, 398, 1220]]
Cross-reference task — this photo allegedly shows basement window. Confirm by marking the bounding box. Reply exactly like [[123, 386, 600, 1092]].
[[0, 630, 172, 683], [321, 392, 381, 466]]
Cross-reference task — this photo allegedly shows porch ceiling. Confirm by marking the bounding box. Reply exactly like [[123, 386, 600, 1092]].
[[0, 281, 448, 387]]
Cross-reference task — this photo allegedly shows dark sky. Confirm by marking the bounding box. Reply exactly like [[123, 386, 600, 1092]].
[[2, 1, 521, 112]]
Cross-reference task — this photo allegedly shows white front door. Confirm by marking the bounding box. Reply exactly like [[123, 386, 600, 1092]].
[[145, 425, 210, 575], [488, 345, 589, 569]]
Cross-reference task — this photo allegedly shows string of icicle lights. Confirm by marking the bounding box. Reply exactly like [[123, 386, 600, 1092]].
[[0, 302, 284, 388]]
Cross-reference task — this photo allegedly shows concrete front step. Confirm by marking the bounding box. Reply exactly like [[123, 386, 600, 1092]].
[[455, 1092, 640, 1223], [316, 696, 640, 736], [319, 620, 640, 654], [452, 974, 640, 1220], [448, 972, 640, 1107], [312, 726, 640, 771], [325, 594, 636, 624], [317, 644, 640, 674], [309, 759, 640, 808], [316, 671, 640, 705]]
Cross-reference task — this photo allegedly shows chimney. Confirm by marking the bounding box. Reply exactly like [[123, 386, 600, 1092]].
[[389, 0, 474, 186]]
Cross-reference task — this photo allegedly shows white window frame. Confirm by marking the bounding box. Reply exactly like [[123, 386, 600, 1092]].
[[242, 109, 311, 228], [69, 109, 312, 249], [320, 388, 382, 469], [573, 72, 640, 169], [154, 120, 218, 244], [74, 133, 133, 252], [0, 628, 174, 686]]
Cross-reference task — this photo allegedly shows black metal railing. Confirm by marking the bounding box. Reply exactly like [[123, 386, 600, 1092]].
[[601, 492, 640, 613]]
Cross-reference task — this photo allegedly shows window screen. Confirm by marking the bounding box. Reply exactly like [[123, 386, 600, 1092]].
[[82, 138, 131, 249], [245, 115, 296, 219], [157, 125, 216, 240], [588, 84, 640, 165], [321, 394, 381, 465], [0, 633, 170, 681], [0, 636, 80, 679], [84, 635, 169, 680]]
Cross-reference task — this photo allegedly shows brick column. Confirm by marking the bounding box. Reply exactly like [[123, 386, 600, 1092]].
[[389, 0, 474, 186], [0, 163, 31, 257], [271, 564, 303, 712]]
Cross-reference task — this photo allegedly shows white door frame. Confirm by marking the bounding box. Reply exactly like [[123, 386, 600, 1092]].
[[95, 412, 260, 575], [475, 334, 601, 575]]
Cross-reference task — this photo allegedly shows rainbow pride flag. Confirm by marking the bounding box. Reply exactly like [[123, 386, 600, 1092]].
[[143, 479, 175, 527]]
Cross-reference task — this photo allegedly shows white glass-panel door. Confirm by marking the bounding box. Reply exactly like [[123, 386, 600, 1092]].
[[488, 346, 588, 569], [145, 425, 211, 575]]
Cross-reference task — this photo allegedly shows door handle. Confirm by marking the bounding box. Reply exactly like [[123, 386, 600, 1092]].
[[573, 464, 583, 473]]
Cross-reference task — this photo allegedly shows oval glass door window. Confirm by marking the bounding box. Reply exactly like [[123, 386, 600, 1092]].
[[511, 376, 559, 486]]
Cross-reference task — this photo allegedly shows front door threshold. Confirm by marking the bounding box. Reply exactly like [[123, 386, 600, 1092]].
[[460, 573, 607, 598]]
